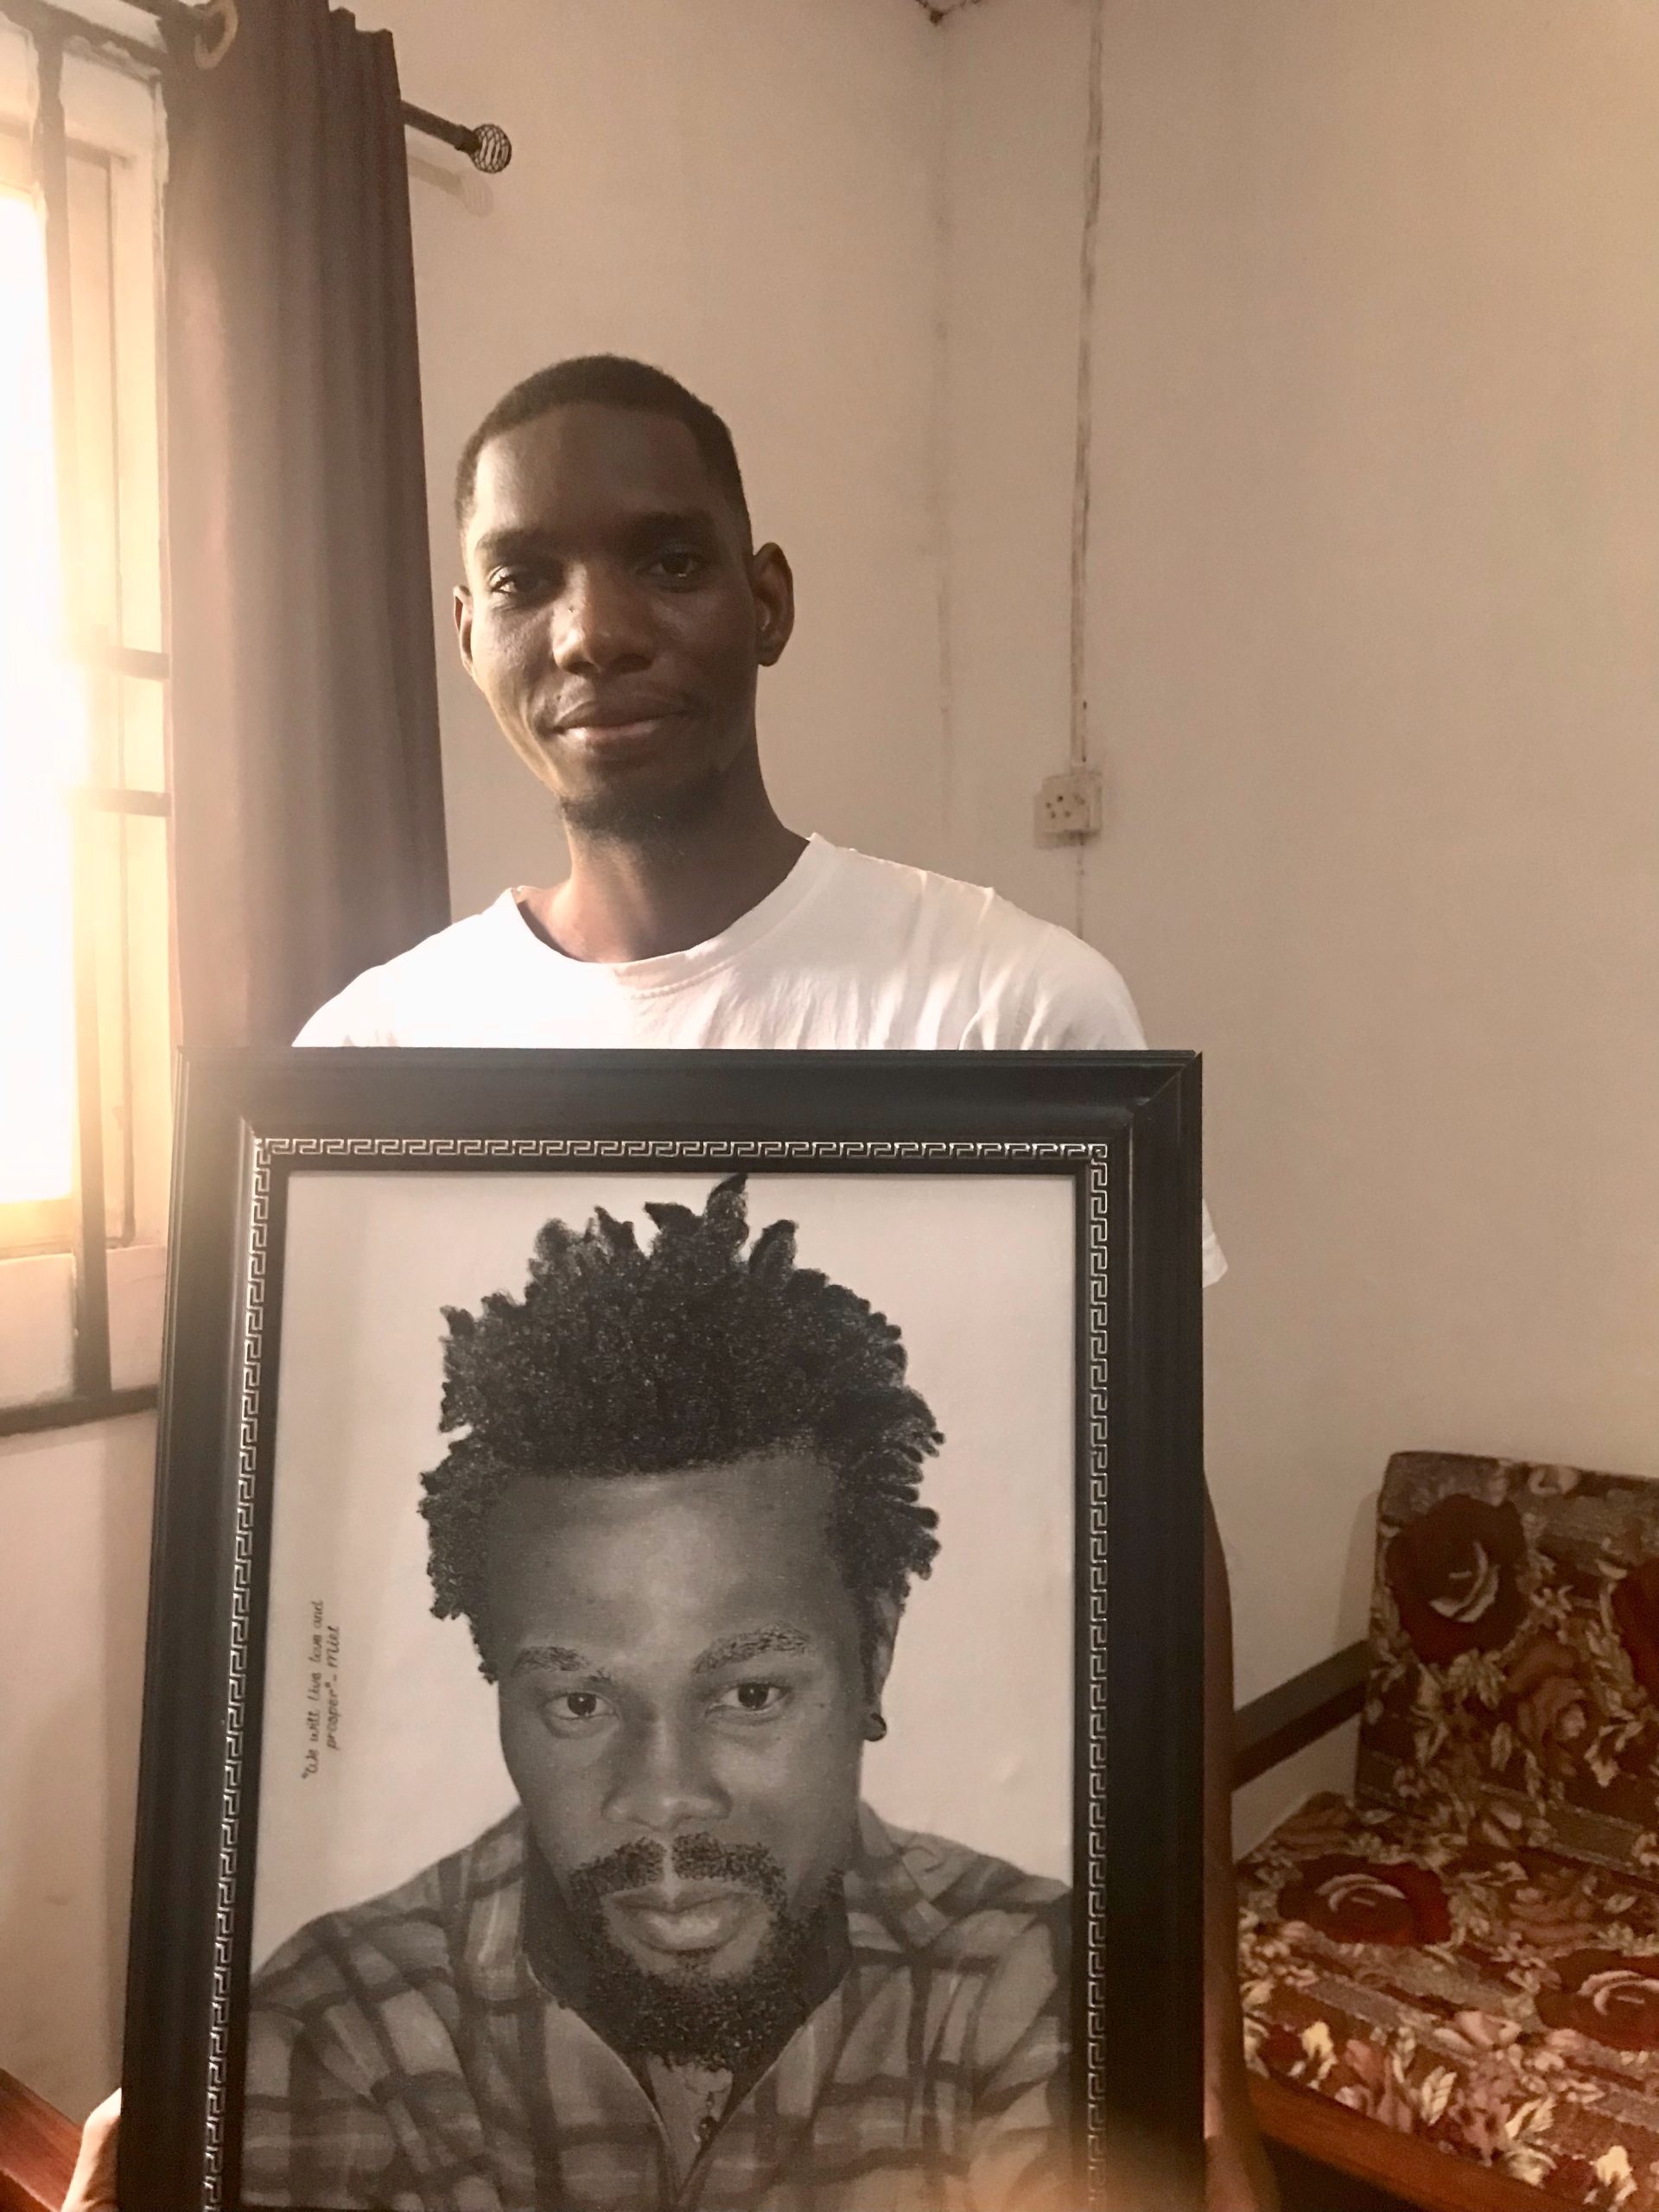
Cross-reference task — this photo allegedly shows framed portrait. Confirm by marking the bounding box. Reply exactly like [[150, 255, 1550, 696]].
[[122, 1048, 1205, 2212]]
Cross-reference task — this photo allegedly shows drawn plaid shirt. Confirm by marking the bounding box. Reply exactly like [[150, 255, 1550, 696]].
[[242, 1804, 1071, 2212]]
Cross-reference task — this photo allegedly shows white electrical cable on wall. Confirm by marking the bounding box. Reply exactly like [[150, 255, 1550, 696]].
[[1070, 0, 1105, 776]]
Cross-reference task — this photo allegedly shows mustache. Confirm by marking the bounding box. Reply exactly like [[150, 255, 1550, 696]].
[[568, 1834, 786, 1907]]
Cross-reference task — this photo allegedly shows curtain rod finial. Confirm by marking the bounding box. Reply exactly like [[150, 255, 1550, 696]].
[[467, 122, 511, 175]]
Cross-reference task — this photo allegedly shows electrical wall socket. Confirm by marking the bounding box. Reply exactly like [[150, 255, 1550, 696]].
[[1034, 766, 1103, 842]]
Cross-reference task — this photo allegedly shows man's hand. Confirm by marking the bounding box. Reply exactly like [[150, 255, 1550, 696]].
[[62, 2088, 119, 2212]]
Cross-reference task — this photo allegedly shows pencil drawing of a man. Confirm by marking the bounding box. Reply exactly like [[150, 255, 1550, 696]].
[[242, 1176, 1071, 2212]]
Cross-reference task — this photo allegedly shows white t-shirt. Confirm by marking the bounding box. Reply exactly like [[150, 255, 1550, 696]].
[[299, 833, 1224, 1282]]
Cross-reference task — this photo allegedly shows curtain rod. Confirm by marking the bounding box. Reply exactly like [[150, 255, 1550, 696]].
[[4, 0, 513, 169], [130, 0, 512, 170]]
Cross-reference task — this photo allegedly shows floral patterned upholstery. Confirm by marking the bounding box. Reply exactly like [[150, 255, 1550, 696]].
[[1239, 1451, 1659, 2208]]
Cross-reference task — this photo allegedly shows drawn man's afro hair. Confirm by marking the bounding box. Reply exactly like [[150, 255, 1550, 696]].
[[420, 1176, 943, 1679]]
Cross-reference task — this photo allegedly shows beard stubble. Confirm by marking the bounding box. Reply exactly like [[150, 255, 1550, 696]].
[[562, 1833, 842, 2075]]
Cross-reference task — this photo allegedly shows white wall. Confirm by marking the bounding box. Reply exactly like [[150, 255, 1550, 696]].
[[938, 0, 1088, 918], [943, 0, 1659, 1701], [359, 0, 952, 917], [0, 1414, 154, 2118]]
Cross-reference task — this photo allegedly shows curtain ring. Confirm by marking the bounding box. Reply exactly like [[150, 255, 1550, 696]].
[[194, 0, 238, 70]]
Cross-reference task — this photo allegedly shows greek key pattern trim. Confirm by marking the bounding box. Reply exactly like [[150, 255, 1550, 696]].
[[207, 1134, 1110, 2193], [1084, 1146, 1110, 2198], [202, 1141, 274, 2205], [257, 1135, 1099, 1168]]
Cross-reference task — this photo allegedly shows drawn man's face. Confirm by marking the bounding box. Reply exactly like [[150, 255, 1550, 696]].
[[486, 1455, 888, 2014]]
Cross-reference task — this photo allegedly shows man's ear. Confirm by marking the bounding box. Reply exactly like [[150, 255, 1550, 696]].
[[751, 543, 795, 669], [454, 584, 475, 676]]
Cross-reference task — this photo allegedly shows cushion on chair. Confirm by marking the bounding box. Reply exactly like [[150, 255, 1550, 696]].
[[1241, 1791, 1659, 2205], [1241, 1452, 1659, 2209], [1359, 1453, 1659, 1864]]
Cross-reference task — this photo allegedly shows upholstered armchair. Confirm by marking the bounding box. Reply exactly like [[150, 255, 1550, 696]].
[[1237, 1450, 1659, 2212]]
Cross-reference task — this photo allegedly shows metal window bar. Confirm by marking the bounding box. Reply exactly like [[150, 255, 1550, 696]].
[[0, 16, 169, 1436]]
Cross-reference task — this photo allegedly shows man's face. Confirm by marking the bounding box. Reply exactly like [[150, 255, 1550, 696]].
[[454, 404, 793, 839], [487, 1455, 881, 2021]]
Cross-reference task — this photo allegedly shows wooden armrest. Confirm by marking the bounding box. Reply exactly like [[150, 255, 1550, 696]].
[[1251, 2075, 1580, 2211], [1233, 1638, 1369, 1788], [0, 2069, 77, 2212]]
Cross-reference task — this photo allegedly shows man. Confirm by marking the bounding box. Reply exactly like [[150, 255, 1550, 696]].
[[66, 355, 1274, 2209], [243, 1179, 1071, 2212]]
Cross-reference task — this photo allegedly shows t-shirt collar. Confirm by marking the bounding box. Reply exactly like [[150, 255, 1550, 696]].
[[499, 834, 836, 997]]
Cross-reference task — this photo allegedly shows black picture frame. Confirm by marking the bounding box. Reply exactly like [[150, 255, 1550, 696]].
[[122, 1047, 1206, 2212]]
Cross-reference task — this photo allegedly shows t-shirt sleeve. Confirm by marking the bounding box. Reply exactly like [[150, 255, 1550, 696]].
[[292, 969, 393, 1047], [1014, 922, 1228, 1287]]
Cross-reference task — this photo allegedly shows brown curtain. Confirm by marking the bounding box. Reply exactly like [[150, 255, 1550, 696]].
[[163, 0, 449, 1050]]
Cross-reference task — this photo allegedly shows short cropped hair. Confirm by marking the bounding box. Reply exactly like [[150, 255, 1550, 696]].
[[453, 353, 752, 545], [422, 1177, 942, 1680]]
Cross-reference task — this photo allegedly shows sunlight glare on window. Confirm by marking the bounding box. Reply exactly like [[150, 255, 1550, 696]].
[[0, 188, 87, 1205]]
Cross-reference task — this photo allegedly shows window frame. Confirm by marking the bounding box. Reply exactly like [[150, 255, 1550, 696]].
[[0, 3, 171, 1434]]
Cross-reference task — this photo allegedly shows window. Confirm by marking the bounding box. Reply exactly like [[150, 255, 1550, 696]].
[[0, 14, 169, 1428]]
